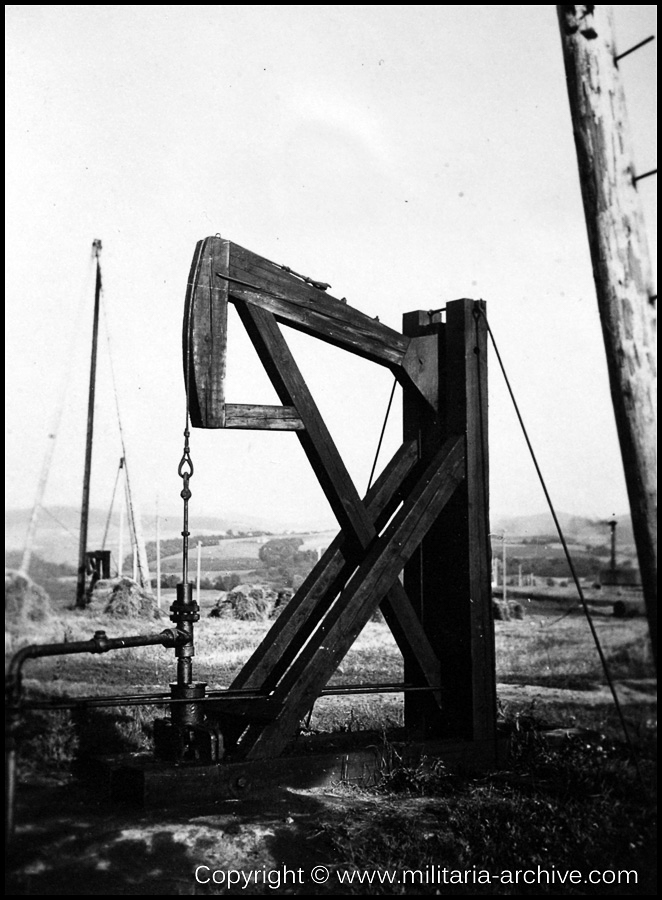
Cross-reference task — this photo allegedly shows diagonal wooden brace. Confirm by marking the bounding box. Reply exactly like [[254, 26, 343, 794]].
[[239, 435, 466, 760], [231, 439, 420, 694], [234, 301, 444, 700]]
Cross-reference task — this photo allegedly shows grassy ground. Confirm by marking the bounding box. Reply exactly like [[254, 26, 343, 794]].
[[5, 589, 657, 894]]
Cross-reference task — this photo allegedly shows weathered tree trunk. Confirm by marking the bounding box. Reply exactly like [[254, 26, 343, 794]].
[[557, 5, 657, 664]]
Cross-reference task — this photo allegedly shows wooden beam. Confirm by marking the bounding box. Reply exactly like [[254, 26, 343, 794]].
[[228, 284, 408, 371], [184, 237, 229, 428], [402, 301, 495, 742], [445, 299, 495, 742], [557, 5, 657, 663], [235, 301, 381, 545], [240, 435, 466, 760], [402, 311, 445, 735], [191, 236, 428, 385], [230, 439, 420, 693], [233, 302, 444, 699], [184, 237, 436, 430], [223, 404, 304, 430], [226, 241, 410, 370], [238, 303, 446, 684]]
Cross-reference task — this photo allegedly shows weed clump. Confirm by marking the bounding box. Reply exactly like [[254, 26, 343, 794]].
[[327, 718, 657, 895]]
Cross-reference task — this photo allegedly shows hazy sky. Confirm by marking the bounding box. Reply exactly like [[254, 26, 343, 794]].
[[5, 5, 657, 534]]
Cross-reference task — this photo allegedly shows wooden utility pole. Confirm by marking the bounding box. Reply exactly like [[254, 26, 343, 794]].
[[118, 479, 125, 577], [123, 454, 152, 591], [196, 541, 202, 605], [557, 6, 657, 663], [156, 504, 162, 609], [76, 239, 103, 608]]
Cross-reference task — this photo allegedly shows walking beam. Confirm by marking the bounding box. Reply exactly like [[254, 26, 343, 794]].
[[184, 236, 496, 764]]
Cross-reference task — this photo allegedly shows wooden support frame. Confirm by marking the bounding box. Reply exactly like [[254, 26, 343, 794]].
[[185, 236, 497, 763]]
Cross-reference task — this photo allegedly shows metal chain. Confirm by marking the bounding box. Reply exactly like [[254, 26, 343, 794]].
[[179, 246, 200, 586], [178, 431, 193, 584]]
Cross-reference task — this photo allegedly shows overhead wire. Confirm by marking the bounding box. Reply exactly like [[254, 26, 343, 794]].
[[101, 295, 151, 587], [20, 257, 97, 573], [478, 306, 645, 784], [101, 457, 124, 550], [366, 377, 398, 493], [39, 506, 79, 544]]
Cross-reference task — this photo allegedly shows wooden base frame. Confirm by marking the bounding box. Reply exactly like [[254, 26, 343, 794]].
[[106, 733, 509, 808], [184, 237, 497, 762]]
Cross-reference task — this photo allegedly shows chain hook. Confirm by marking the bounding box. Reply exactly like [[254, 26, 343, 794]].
[[178, 429, 195, 483], [177, 427, 194, 584]]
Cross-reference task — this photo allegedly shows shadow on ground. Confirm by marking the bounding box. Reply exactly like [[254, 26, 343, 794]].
[[6, 778, 342, 895]]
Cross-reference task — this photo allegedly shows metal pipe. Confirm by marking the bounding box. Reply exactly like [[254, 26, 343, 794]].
[[5, 627, 184, 849], [19, 682, 442, 711], [170, 582, 198, 687], [6, 629, 182, 691]]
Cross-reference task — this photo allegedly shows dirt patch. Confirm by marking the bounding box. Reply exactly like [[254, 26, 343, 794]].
[[6, 679, 656, 896], [6, 779, 346, 895]]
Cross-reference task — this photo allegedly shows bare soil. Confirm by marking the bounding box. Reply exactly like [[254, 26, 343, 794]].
[[6, 676, 656, 896], [5, 591, 656, 895]]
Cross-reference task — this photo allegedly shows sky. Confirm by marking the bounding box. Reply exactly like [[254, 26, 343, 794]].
[[5, 5, 657, 539]]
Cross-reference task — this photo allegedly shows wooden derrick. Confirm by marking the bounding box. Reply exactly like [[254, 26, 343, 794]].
[[185, 237, 497, 762]]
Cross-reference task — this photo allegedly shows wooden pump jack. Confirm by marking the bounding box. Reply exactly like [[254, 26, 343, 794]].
[[144, 236, 501, 801]]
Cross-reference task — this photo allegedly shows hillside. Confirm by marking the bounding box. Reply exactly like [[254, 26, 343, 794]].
[[4, 505, 324, 566], [6, 506, 636, 570], [490, 511, 635, 549]]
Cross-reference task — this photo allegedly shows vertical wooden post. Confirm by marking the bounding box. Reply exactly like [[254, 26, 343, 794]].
[[76, 240, 102, 608], [402, 299, 495, 743], [118, 484, 124, 577], [196, 541, 202, 604], [156, 507, 162, 609], [608, 519, 617, 577], [557, 6, 657, 662]]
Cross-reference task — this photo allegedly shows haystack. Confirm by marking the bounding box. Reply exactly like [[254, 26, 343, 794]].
[[269, 589, 294, 619], [5, 568, 54, 634], [87, 577, 163, 619], [493, 598, 525, 621], [209, 584, 272, 620]]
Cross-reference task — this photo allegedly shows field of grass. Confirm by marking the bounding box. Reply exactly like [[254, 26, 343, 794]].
[[7, 591, 655, 777], [5, 588, 657, 895], [157, 531, 337, 574]]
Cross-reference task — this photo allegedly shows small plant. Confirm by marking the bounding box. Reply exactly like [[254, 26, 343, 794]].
[[323, 716, 656, 894]]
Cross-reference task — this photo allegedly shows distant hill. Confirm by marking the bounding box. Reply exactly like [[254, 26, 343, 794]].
[[490, 512, 635, 548], [6, 505, 636, 567], [4, 505, 335, 566]]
